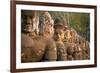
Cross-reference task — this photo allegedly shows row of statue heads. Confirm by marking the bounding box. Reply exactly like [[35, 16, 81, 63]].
[[21, 10, 90, 62]]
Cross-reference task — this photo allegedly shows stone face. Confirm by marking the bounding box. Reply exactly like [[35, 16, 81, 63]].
[[39, 11, 54, 38]]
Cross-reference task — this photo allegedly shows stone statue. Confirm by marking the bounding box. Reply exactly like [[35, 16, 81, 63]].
[[39, 11, 57, 61], [21, 11, 57, 62], [53, 21, 67, 61]]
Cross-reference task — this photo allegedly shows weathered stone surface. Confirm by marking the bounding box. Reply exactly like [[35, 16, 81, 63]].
[[21, 11, 90, 62], [56, 41, 67, 61]]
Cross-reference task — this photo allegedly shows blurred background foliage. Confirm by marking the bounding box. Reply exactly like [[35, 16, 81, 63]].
[[49, 11, 90, 41]]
